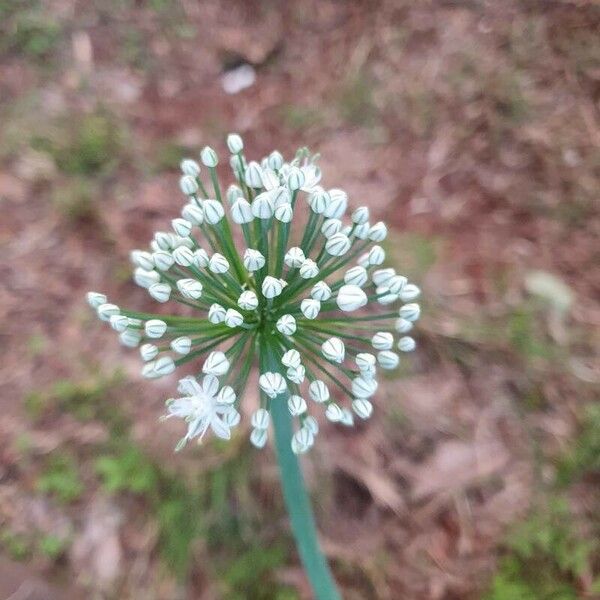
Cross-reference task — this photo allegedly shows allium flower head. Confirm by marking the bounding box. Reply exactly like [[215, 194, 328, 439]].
[[88, 136, 421, 454]]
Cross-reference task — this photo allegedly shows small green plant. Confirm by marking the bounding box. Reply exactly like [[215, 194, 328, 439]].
[[0, 531, 31, 562], [95, 444, 159, 495], [36, 454, 84, 504], [38, 534, 68, 560]]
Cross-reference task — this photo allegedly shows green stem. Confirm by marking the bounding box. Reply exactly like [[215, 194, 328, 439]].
[[261, 336, 341, 600]]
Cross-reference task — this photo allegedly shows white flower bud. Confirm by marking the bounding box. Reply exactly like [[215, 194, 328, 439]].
[[400, 283, 420, 302], [268, 150, 284, 170], [378, 351, 399, 369], [395, 318, 414, 333], [243, 249, 265, 272], [311, 281, 331, 301], [200, 146, 218, 167], [352, 206, 369, 224], [336, 285, 367, 312], [231, 198, 254, 224], [301, 164, 321, 191], [299, 259, 319, 279], [179, 175, 198, 196], [325, 403, 344, 422], [368, 245, 385, 266], [285, 247, 305, 268], [224, 308, 244, 328], [397, 336, 416, 352], [286, 365, 306, 384], [237, 290, 258, 310], [203, 351, 230, 376], [110, 314, 129, 332], [291, 429, 313, 454], [87, 291, 107, 308], [173, 236, 193, 250], [324, 188, 347, 218], [372, 268, 396, 287], [321, 337, 345, 363], [149, 282, 171, 303], [152, 250, 174, 271], [223, 408, 241, 427], [209, 253, 229, 274], [245, 161, 264, 188], [271, 187, 290, 208], [171, 336, 192, 355], [140, 343, 159, 361], [218, 386, 236, 404], [274, 203, 293, 222], [262, 276, 284, 298], [325, 233, 351, 257], [344, 266, 368, 287], [130, 250, 154, 271], [226, 184, 243, 204], [282, 349, 301, 368], [351, 376, 378, 398], [368, 221, 387, 242], [181, 203, 204, 225], [97, 303, 120, 322], [354, 222, 370, 240], [309, 380, 329, 404], [250, 428, 268, 449], [193, 248, 210, 268], [180, 158, 200, 177], [321, 218, 342, 238], [208, 303, 226, 324], [352, 398, 373, 420], [340, 408, 354, 427], [308, 188, 330, 214], [276, 314, 296, 335], [288, 395, 307, 416], [376, 286, 398, 305], [399, 303, 421, 322], [172, 246, 195, 267], [372, 332, 393, 350], [388, 275, 407, 295], [303, 415, 319, 435], [226, 133, 244, 154], [300, 298, 321, 319], [252, 191, 274, 219], [251, 408, 270, 429], [144, 356, 176, 379], [145, 319, 167, 338], [358, 252, 370, 268], [259, 372, 287, 398], [202, 199, 225, 224], [171, 218, 192, 238], [356, 353, 376, 371], [286, 166, 305, 191], [154, 231, 175, 250], [261, 169, 280, 191]]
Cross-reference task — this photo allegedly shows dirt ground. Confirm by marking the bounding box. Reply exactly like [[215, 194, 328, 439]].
[[1, 1, 599, 599]]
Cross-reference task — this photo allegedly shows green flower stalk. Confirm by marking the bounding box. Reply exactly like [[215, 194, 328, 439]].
[[87, 135, 420, 598]]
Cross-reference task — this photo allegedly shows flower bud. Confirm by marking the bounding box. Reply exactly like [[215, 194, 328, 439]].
[[324, 188, 347, 218], [399, 283, 421, 302], [286, 365, 305, 384], [399, 303, 420, 322], [274, 203, 293, 223], [285, 247, 305, 268], [231, 198, 254, 224], [272, 186, 290, 208], [203, 351, 230, 376], [291, 429, 313, 454], [276, 314, 297, 336], [181, 203, 204, 225], [225, 308, 244, 328], [288, 395, 307, 416], [354, 222, 370, 240], [352, 376, 378, 399], [387, 275, 407, 295], [243, 249, 265, 272], [356, 352, 376, 371], [340, 408, 354, 426], [140, 343, 159, 361], [223, 408, 241, 427], [376, 286, 398, 305], [87, 291, 107, 308], [311, 281, 331, 301], [226, 133, 244, 154], [218, 386, 237, 405], [180, 158, 200, 177], [145, 319, 167, 338], [259, 372, 287, 398], [397, 336, 416, 352], [200, 146, 218, 167], [171, 336, 192, 355], [97, 303, 120, 322], [226, 184, 243, 204], [261, 169, 280, 191], [303, 415, 319, 435], [250, 428, 268, 448], [321, 337, 345, 363], [179, 175, 198, 196], [352, 398, 373, 420], [299, 259, 319, 279], [149, 282, 171, 303], [377, 350, 399, 369], [286, 166, 305, 191], [282, 349, 301, 368], [372, 268, 395, 287], [132, 268, 158, 290], [193, 248, 210, 268], [251, 408, 270, 430], [237, 290, 258, 310], [325, 403, 344, 422], [325, 233, 351, 257], [202, 199, 225, 224], [372, 332, 393, 350], [152, 250, 174, 271], [344, 266, 368, 287], [268, 150, 284, 170], [336, 285, 367, 312], [171, 218, 192, 238], [110, 314, 129, 332], [130, 250, 154, 271], [209, 253, 229, 274], [368, 221, 387, 242], [309, 380, 329, 403], [252, 191, 274, 219], [368, 245, 385, 266], [300, 298, 321, 319], [352, 206, 369, 224], [172, 246, 195, 267], [208, 303, 226, 324], [262, 276, 284, 298], [154, 231, 175, 250], [143, 356, 176, 379], [395, 318, 414, 333], [245, 161, 264, 188], [321, 218, 342, 238]]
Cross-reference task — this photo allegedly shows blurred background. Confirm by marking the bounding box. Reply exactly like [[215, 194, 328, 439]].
[[1, 1, 599, 599]]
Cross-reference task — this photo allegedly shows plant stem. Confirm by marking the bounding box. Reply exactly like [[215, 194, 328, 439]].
[[262, 337, 341, 600]]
